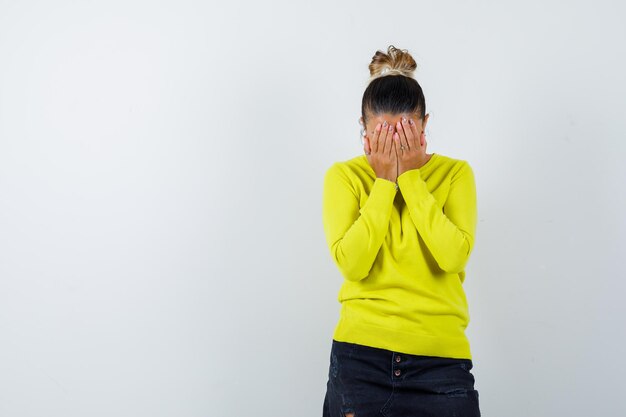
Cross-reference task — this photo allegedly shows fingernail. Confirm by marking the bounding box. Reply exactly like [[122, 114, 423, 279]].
[[383, 121, 388, 127], [409, 119, 414, 125], [402, 117, 407, 123]]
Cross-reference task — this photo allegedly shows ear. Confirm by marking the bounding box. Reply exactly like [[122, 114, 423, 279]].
[[422, 113, 429, 130], [359, 116, 364, 126]]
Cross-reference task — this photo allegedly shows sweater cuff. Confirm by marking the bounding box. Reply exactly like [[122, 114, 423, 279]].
[[362, 177, 397, 211], [397, 169, 429, 198], [373, 177, 398, 194]]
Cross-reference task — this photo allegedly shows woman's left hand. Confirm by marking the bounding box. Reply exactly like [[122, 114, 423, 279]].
[[394, 117, 429, 176]]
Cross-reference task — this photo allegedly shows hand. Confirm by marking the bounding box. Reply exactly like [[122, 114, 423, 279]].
[[394, 117, 428, 176], [363, 121, 398, 183]]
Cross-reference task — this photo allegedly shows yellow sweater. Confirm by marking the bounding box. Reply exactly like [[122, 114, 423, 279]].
[[322, 152, 477, 359]]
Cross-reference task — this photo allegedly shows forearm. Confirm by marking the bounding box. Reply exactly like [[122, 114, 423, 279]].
[[397, 164, 477, 274], [323, 173, 397, 281]]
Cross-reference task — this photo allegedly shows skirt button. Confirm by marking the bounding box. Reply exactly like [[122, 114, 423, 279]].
[[394, 369, 401, 377]]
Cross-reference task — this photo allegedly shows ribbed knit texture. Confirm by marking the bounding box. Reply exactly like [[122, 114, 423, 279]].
[[322, 153, 477, 359]]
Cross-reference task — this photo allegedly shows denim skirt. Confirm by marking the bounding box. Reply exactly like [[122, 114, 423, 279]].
[[322, 339, 481, 417]]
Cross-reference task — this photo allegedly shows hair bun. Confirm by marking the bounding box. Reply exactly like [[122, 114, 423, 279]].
[[368, 45, 417, 82]]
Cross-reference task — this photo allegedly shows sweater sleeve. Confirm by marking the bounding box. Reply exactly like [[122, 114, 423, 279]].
[[396, 161, 477, 274], [322, 163, 398, 282]]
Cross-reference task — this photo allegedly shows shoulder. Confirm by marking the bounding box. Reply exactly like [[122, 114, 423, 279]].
[[433, 154, 475, 192], [433, 153, 474, 176], [433, 152, 471, 167], [325, 154, 372, 180]]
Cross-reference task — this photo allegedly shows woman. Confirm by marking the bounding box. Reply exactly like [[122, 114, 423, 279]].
[[321, 45, 481, 417]]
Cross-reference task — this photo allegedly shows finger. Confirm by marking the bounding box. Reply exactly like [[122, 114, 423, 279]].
[[383, 129, 391, 157], [386, 132, 393, 158], [393, 137, 400, 164], [408, 118, 421, 150], [385, 125, 396, 158], [381, 122, 393, 154], [393, 132, 401, 155], [371, 123, 382, 153], [398, 117, 411, 150]]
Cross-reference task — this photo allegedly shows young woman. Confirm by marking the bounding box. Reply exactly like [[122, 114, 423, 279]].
[[321, 45, 481, 417]]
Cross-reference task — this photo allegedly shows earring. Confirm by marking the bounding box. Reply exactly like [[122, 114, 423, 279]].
[[359, 116, 366, 144]]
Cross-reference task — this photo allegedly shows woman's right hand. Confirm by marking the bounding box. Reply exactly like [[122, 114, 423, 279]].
[[364, 121, 398, 183]]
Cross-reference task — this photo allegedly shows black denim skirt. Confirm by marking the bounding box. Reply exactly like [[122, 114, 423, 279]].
[[322, 339, 481, 417]]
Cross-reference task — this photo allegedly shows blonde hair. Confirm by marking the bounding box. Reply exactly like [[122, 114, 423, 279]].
[[367, 45, 418, 84]]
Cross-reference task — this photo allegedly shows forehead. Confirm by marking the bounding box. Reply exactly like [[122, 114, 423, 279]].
[[366, 112, 419, 124]]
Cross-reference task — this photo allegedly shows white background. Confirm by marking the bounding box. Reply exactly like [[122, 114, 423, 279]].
[[1, 1, 625, 416]]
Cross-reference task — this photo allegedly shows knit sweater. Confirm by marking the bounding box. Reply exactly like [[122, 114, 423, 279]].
[[322, 152, 477, 359]]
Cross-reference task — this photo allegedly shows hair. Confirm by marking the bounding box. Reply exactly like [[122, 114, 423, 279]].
[[361, 45, 426, 126]]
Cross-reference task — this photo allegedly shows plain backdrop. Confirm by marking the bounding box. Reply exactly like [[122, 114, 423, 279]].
[[1, 1, 625, 416]]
